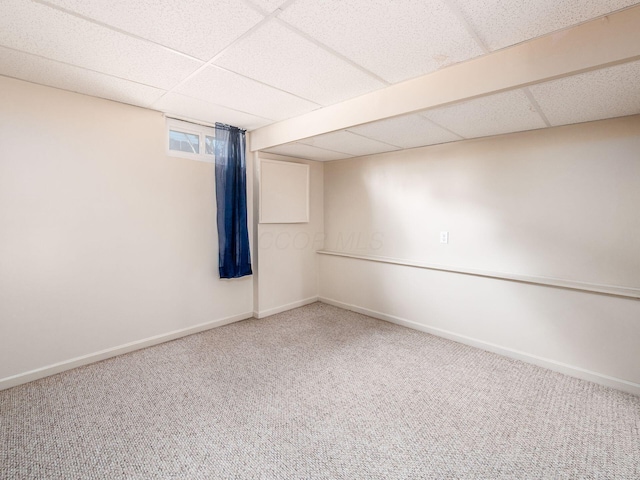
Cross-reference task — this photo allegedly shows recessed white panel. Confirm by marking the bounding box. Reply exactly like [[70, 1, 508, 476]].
[[0, 0, 202, 90], [263, 143, 352, 162], [260, 160, 309, 224], [175, 66, 319, 121], [153, 93, 272, 131], [214, 20, 385, 106], [349, 114, 463, 149], [529, 61, 640, 127], [423, 90, 547, 139], [299, 131, 399, 157], [455, 0, 639, 51], [46, 0, 264, 60], [279, 0, 483, 83], [0, 47, 165, 108]]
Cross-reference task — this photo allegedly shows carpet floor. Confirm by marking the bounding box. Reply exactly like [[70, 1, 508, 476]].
[[1, 302, 639, 479]]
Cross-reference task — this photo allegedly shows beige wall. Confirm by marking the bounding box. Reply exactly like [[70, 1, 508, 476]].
[[0, 77, 253, 387], [320, 116, 640, 394], [254, 153, 323, 317], [3, 74, 638, 394]]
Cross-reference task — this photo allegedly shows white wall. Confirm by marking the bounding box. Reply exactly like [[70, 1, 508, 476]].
[[0, 77, 254, 388], [3, 74, 638, 395], [254, 153, 323, 317], [320, 116, 640, 394]]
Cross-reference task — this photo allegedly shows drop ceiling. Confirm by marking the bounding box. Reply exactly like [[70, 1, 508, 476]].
[[1, 0, 639, 160]]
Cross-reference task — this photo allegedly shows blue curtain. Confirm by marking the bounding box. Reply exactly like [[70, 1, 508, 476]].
[[214, 123, 252, 279]]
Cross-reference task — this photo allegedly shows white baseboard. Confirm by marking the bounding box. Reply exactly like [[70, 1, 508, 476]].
[[319, 297, 640, 397], [255, 296, 319, 319], [0, 311, 253, 391]]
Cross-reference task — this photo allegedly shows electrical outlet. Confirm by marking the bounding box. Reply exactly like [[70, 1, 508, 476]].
[[440, 231, 449, 244]]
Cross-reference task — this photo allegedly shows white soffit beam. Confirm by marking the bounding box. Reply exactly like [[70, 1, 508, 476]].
[[250, 5, 640, 151]]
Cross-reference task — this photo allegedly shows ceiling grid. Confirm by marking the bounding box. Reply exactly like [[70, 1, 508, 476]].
[[0, 0, 639, 160], [443, 0, 553, 129]]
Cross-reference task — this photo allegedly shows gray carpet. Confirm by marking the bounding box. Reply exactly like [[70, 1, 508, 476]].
[[1, 303, 639, 479]]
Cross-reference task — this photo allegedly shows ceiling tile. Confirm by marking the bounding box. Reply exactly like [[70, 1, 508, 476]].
[[152, 92, 273, 130], [45, 0, 264, 61], [423, 89, 547, 139], [153, 92, 272, 131], [279, 0, 483, 83], [299, 131, 400, 157], [214, 20, 385, 106], [348, 114, 463, 149], [248, 0, 290, 14], [0, 0, 202, 90], [0, 47, 165, 107], [263, 143, 352, 161], [455, 0, 639, 51], [175, 66, 319, 121], [529, 60, 640, 127]]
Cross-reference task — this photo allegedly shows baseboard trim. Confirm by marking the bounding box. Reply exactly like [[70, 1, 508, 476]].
[[319, 297, 640, 396], [0, 311, 254, 391], [256, 296, 319, 319]]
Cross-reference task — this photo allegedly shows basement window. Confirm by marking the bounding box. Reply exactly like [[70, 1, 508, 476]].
[[166, 118, 215, 162], [170, 130, 199, 154]]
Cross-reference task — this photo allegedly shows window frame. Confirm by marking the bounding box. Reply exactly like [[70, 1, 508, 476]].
[[166, 118, 216, 163]]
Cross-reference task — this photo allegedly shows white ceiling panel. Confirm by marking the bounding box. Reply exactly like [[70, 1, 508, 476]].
[[299, 130, 400, 157], [0, 47, 165, 108], [0, 0, 202, 90], [44, 0, 264, 61], [248, 0, 290, 14], [153, 93, 271, 131], [455, 0, 639, 51], [263, 143, 352, 161], [529, 60, 640, 127], [175, 66, 319, 121], [279, 0, 483, 83], [423, 89, 547, 139], [214, 20, 385, 106], [348, 114, 463, 149]]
